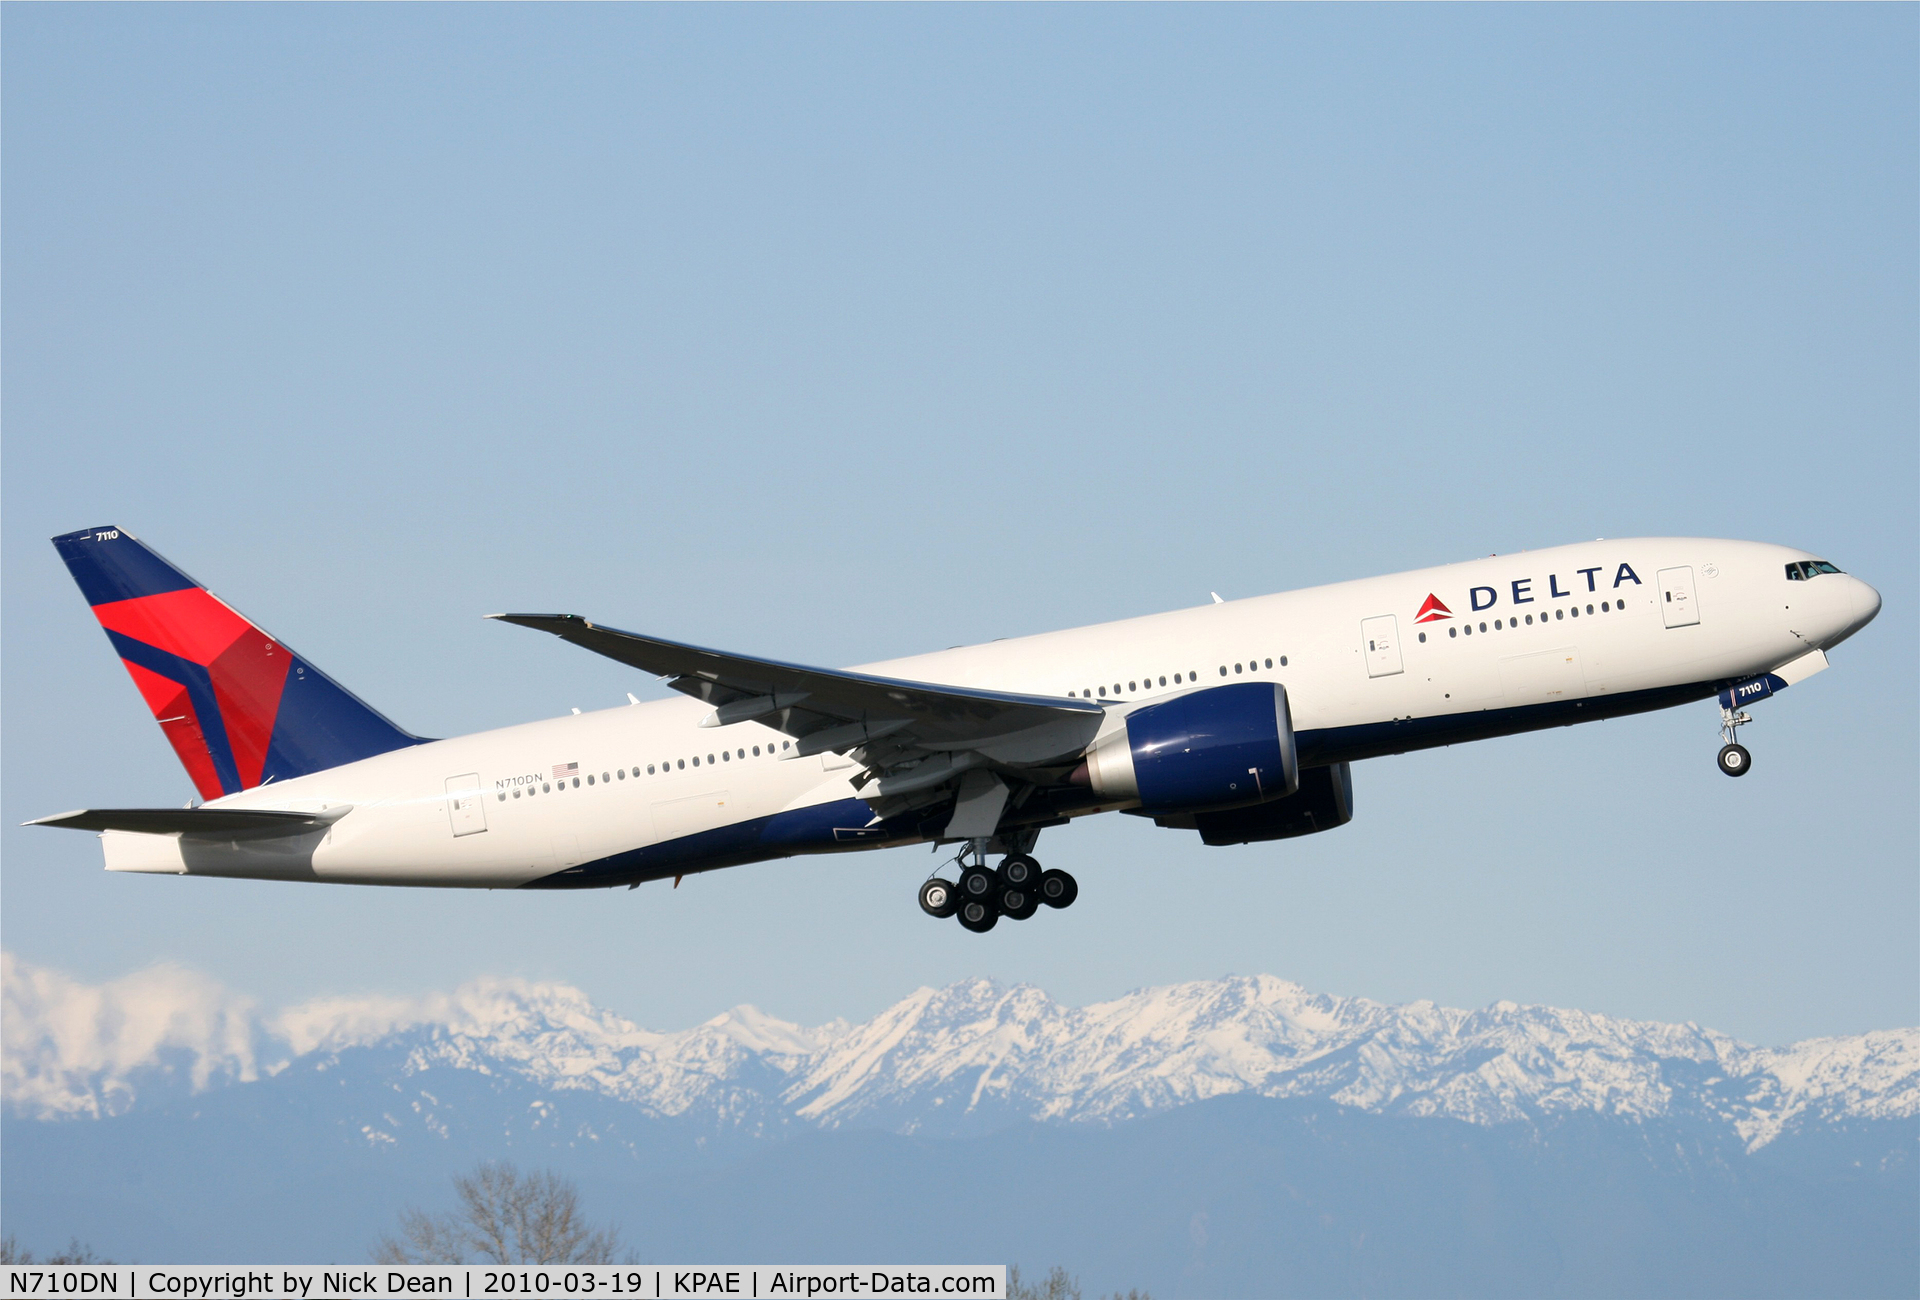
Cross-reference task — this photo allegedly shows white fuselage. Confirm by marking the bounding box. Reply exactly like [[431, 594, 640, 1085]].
[[100, 538, 1879, 888]]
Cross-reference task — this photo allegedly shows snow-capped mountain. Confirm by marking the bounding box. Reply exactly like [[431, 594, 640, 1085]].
[[7, 952, 1912, 1151]]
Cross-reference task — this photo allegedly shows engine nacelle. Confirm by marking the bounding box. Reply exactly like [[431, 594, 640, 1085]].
[[1084, 682, 1298, 814], [1186, 762, 1353, 845]]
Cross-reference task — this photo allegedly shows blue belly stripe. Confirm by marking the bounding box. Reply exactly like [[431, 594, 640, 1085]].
[[520, 797, 904, 890], [521, 676, 1727, 890]]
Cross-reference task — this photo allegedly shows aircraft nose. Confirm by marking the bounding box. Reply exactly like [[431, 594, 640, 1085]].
[[1852, 577, 1882, 629]]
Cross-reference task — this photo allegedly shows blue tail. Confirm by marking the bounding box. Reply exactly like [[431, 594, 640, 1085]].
[[53, 526, 424, 799]]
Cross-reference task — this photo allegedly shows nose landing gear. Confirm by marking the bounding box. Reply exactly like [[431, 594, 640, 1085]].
[[1717, 706, 1754, 778], [920, 841, 1078, 932]]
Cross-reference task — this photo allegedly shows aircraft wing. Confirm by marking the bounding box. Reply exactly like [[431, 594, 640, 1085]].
[[490, 614, 1105, 772], [26, 807, 344, 835]]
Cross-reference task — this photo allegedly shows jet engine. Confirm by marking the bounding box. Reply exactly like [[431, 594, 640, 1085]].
[[1080, 682, 1298, 814]]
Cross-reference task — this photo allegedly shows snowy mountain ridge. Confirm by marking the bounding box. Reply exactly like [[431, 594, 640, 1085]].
[[6, 952, 1913, 1150]]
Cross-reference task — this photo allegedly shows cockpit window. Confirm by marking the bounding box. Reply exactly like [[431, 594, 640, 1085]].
[[1785, 560, 1844, 580]]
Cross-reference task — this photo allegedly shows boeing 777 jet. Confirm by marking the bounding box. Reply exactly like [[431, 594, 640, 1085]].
[[31, 527, 1880, 932]]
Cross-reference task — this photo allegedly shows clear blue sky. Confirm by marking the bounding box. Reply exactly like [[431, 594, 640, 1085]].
[[4, 4, 1914, 1047]]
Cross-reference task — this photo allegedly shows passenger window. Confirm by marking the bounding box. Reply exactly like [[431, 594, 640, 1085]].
[[542, 782, 551, 793], [1173, 673, 1181, 684], [1418, 632, 1426, 643], [1159, 676, 1167, 687], [1234, 663, 1243, 674], [1264, 658, 1272, 668], [587, 774, 595, 785], [1571, 607, 1579, 618], [1449, 627, 1457, 638], [1098, 686, 1107, 696], [1129, 681, 1137, 692], [753, 746, 761, 757], [1555, 609, 1564, 620], [1585, 605, 1593, 615], [722, 751, 730, 762], [1113, 683, 1121, 695], [512, 789, 521, 799], [1279, 657, 1287, 667], [692, 757, 700, 767], [572, 777, 580, 788], [647, 765, 656, 775]]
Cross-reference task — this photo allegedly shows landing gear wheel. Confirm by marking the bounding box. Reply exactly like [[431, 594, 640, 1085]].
[[1039, 868, 1079, 909], [1000, 886, 1041, 921], [1717, 743, 1752, 778], [958, 864, 1000, 902], [957, 899, 999, 933], [919, 878, 959, 918], [1000, 854, 1041, 889]]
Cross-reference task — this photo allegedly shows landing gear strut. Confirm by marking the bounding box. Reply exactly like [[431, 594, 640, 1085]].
[[1717, 706, 1753, 778], [919, 840, 1078, 932]]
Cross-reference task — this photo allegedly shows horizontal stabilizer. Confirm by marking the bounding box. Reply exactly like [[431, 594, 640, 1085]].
[[26, 807, 347, 835]]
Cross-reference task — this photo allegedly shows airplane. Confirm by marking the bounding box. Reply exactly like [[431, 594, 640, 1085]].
[[29, 527, 1881, 933]]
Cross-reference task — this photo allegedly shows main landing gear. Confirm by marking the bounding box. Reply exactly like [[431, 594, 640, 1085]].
[[919, 841, 1077, 934], [1717, 705, 1754, 778]]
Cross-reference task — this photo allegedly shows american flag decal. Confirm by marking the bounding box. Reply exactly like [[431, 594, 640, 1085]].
[[553, 762, 579, 779]]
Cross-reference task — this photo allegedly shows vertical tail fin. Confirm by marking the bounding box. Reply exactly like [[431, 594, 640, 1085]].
[[52, 526, 422, 800]]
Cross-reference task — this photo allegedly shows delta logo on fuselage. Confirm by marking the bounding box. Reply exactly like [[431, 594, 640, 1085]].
[[1417, 562, 1643, 621]]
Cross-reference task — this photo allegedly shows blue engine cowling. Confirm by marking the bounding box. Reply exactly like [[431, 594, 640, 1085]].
[[1083, 682, 1298, 814]]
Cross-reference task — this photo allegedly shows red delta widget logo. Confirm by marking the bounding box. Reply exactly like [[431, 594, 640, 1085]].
[[1418, 563, 1644, 622]]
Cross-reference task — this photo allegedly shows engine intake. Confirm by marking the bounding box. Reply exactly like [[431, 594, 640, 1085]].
[[1084, 682, 1298, 814]]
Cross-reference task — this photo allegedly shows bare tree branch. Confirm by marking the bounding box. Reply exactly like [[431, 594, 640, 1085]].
[[374, 1162, 619, 1264]]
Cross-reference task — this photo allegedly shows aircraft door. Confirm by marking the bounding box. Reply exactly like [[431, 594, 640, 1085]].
[[1361, 615, 1404, 678], [1658, 567, 1700, 629], [445, 774, 488, 837]]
